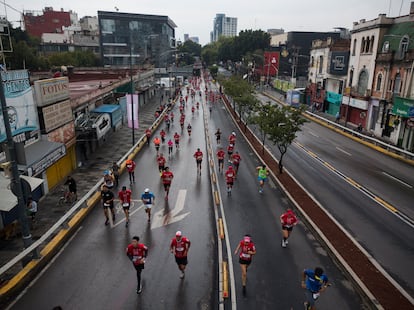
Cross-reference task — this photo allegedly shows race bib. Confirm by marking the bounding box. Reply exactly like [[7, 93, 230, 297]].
[[176, 247, 184, 252], [241, 253, 251, 259], [104, 202, 110, 207], [122, 203, 130, 207]]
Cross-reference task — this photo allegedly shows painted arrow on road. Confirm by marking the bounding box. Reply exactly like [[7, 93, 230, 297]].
[[151, 189, 190, 229]]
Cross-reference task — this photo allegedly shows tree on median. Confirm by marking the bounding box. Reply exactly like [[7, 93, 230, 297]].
[[251, 103, 307, 173]]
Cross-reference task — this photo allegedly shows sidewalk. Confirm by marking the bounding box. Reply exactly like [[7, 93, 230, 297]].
[[0, 92, 161, 286]]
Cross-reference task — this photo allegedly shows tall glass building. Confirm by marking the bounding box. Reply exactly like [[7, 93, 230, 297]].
[[211, 13, 237, 42], [98, 11, 177, 67]]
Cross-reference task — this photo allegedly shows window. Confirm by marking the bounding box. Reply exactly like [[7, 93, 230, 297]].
[[361, 37, 365, 53], [349, 68, 354, 87], [394, 73, 401, 95], [399, 36, 409, 58], [311, 56, 314, 67], [319, 55, 323, 74], [357, 70, 369, 95], [365, 37, 370, 53], [352, 39, 356, 55], [382, 41, 390, 53], [370, 36, 374, 53], [376, 73, 382, 91]]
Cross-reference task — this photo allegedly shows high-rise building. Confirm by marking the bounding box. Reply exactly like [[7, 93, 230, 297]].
[[184, 33, 189, 42], [211, 13, 237, 42], [98, 11, 177, 67]]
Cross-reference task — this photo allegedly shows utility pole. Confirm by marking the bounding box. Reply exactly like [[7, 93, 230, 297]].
[[129, 28, 135, 145], [0, 72, 35, 255]]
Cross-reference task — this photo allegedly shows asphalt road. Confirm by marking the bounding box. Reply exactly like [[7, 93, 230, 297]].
[[255, 92, 414, 298], [8, 80, 364, 310]]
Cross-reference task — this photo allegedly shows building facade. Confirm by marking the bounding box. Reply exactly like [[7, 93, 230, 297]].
[[23, 7, 74, 38], [211, 14, 237, 42], [98, 11, 177, 67], [372, 13, 414, 150], [308, 37, 350, 115]]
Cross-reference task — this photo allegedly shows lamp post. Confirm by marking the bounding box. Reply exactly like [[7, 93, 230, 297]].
[[129, 32, 135, 145]]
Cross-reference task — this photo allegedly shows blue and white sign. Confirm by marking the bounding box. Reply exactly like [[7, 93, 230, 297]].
[[0, 70, 40, 144]]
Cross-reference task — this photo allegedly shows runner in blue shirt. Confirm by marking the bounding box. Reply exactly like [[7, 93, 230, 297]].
[[302, 267, 329, 310], [141, 188, 155, 222]]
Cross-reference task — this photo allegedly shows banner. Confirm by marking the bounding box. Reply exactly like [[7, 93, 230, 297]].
[[126, 94, 139, 129]]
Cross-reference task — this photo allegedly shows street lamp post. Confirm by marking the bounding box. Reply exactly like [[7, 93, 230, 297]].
[[129, 33, 135, 145]]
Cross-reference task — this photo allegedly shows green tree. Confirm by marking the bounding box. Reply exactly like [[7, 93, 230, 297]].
[[219, 75, 258, 130], [253, 103, 308, 173]]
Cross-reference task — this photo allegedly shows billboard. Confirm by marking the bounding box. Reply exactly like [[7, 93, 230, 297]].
[[263, 51, 280, 76], [0, 70, 40, 145], [126, 94, 139, 129], [329, 51, 349, 76]]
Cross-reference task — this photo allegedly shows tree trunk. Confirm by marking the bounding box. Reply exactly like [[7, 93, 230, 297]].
[[279, 153, 284, 173]]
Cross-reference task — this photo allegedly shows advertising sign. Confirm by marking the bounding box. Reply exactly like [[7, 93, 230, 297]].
[[264, 51, 280, 76], [34, 77, 70, 107], [0, 70, 40, 144], [329, 51, 349, 75], [126, 94, 139, 129], [40, 99, 73, 133]]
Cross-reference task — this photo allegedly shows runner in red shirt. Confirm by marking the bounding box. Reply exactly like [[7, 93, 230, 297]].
[[160, 166, 174, 200], [231, 151, 242, 175], [227, 144, 234, 161], [145, 128, 151, 146], [126, 236, 148, 294], [118, 186, 132, 227], [180, 114, 185, 131], [234, 234, 256, 296], [229, 132, 236, 145], [157, 153, 166, 175], [125, 159, 136, 184], [225, 166, 235, 195], [193, 148, 203, 175], [174, 132, 180, 150], [280, 209, 299, 248], [170, 231, 191, 279], [217, 147, 225, 173], [160, 129, 166, 144]]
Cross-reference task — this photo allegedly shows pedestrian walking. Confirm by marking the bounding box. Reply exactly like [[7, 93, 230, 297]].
[[141, 188, 155, 222], [335, 111, 340, 123], [170, 231, 191, 279], [302, 267, 329, 310], [118, 186, 132, 227], [27, 197, 38, 222], [280, 208, 298, 247], [101, 184, 115, 226], [126, 236, 148, 294], [234, 234, 256, 296]]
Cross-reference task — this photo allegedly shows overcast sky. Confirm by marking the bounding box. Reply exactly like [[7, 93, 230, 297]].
[[2, 0, 413, 45]]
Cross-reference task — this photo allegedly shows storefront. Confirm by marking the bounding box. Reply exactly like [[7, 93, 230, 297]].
[[392, 97, 414, 152]]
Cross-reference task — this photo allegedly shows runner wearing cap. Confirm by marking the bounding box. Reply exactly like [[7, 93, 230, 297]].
[[234, 234, 256, 296], [170, 231, 191, 279], [118, 185, 132, 227], [229, 132, 236, 146], [141, 188, 155, 222], [125, 159, 136, 184]]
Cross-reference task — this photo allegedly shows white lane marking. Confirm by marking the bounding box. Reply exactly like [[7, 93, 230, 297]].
[[382, 172, 413, 188], [336, 147, 352, 156], [6, 227, 83, 310], [112, 203, 144, 228], [151, 189, 189, 229], [309, 131, 319, 138]]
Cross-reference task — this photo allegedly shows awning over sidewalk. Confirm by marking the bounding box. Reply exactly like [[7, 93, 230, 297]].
[[23, 140, 66, 177], [0, 175, 44, 212]]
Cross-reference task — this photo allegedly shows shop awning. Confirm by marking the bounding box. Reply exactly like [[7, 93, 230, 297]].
[[0, 175, 44, 212]]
